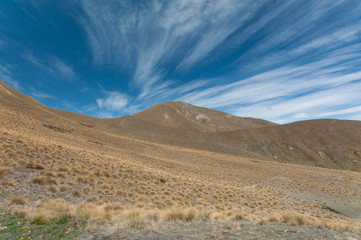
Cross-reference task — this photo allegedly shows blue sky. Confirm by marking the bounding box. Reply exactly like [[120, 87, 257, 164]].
[[1, 0, 361, 123]]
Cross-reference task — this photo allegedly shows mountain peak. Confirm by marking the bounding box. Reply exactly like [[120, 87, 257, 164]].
[[132, 101, 276, 132]]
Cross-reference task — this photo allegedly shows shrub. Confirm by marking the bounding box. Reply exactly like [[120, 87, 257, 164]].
[[166, 209, 197, 221], [234, 214, 244, 221], [45, 171, 56, 177], [71, 190, 82, 198], [43, 124, 72, 133], [9, 195, 27, 205], [58, 167, 69, 172], [30, 214, 50, 225], [60, 185, 69, 192], [31, 176, 57, 185], [104, 203, 124, 212], [0, 167, 10, 179], [26, 162, 45, 170], [48, 186, 58, 193], [57, 172, 67, 178], [1, 180, 15, 186]]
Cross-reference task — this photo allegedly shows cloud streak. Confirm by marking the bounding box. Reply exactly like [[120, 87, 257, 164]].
[[23, 52, 76, 81], [74, 0, 361, 122], [77, 0, 264, 94], [0, 64, 20, 89]]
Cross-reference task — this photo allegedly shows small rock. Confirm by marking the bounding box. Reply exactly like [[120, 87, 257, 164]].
[[318, 151, 328, 158]]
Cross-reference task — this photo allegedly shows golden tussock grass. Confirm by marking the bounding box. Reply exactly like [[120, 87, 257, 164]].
[[25, 162, 45, 170], [0, 167, 10, 179], [9, 195, 27, 205], [71, 190, 82, 198], [30, 176, 58, 185], [1, 122, 361, 234]]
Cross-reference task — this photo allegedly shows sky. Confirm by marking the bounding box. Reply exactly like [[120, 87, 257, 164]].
[[1, 0, 361, 123]]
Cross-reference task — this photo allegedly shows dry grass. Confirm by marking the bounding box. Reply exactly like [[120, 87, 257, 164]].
[[71, 190, 82, 198], [1, 109, 361, 234], [9, 195, 27, 205], [31, 176, 58, 185], [0, 167, 10, 179], [25, 162, 45, 170]]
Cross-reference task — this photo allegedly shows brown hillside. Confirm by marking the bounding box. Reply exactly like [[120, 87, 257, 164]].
[[1, 80, 360, 171], [191, 119, 361, 171], [133, 101, 276, 132], [1, 80, 361, 234]]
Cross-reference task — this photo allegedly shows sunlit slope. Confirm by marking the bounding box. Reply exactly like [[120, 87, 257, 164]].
[[1, 80, 361, 171], [133, 101, 276, 132], [190, 119, 361, 171], [1, 80, 361, 232]]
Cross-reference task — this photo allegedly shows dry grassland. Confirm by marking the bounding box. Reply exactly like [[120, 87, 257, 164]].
[[0, 82, 360, 235], [1, 126, 360, 234]]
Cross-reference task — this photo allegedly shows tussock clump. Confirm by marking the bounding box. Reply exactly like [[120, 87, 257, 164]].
[[166, 209, 198, 222], [71, 190, 82, 198], [31, 176, 57, 185], [1, 180, 15, 186], [233, 213, 245, 221], [11, 207, 29, 218], [75, 203, 100, 220], [26, 162, 45, 170], [29, 213, 50, 225], [145, 211, 160, 222], [57, 172, 67, 178], [104, 203, 124, 212], [277, 212, 314, 226], [58, 166, 69, 172], [43, 124, 72, 133], [44, 171, 56, 177], [0, 167, 10, 179], [9, 195, 27, 205], [47, 186, 58, 193], [59, 185, 69, 192], [76, 176, 88, 183]]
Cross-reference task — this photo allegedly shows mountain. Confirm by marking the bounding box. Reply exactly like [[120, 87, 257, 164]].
[[1, 80, 361, 233], [132, 101, 276, 132], [190, 119, 361, 171], [0, 80, 360, 171]]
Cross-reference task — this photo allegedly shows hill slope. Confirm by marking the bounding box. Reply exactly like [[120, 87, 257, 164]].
[[1, 80, 360, 171], [191, 119, 361, 171], [133, 101, 276, 132], [1, 80, 361, 235]]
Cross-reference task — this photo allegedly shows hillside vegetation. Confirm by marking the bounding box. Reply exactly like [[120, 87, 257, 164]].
[[1, 80, 361, 237]]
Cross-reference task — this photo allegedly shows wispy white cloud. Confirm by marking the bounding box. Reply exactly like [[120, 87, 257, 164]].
[[77, 0, 265, 95], [176, 0, 262, 69], [76, 0, 361, 123], [51, 57, 75, 80], [176, 51, 361, 123], [28, 87, 56, 99], [23, 52, 52, 73], [96, 91, 129, 112], [22, 52, 75, 81], [318, 105, 361, 117]]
